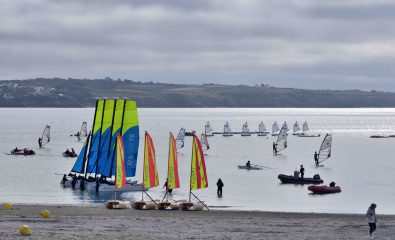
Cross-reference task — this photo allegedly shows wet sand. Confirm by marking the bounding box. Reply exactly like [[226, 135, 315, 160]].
[[1, 204, 394, 239]]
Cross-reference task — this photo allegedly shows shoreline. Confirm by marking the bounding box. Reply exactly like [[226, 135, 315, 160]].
[[1, 204, 394, 239]]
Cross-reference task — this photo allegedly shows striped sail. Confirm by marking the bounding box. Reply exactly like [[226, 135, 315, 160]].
[[190, 135, 208, 190], [143, 132, 159, 189], [71, 132, 90, 173], [167, 133, 180, 190], [121, 100, 140, 177], [86, 100, 104, 174], [101, 100, 125, 177], [115, 134, 126, 189]]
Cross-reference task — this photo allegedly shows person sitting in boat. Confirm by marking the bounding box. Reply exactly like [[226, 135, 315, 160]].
[[299, 165, 305, 179], [246, 160, 251, 167], [329, 181, 336, 187], [38, 137, 42, 148], [12, 147, 18, 153], [23, 148, 28, 154], [314, 151, 319, 166], [65, 149, 70, 155]]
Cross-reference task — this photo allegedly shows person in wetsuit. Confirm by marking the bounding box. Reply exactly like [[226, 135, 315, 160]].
[[38, 138, 42, 148], [216, 178, 224, 197], [314, 151, 319, 166]]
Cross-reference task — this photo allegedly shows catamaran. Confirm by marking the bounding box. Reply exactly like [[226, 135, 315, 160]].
[[204, 121, 214, 136], [271, 121, 280, 136], [176, 128, 186, 149], [258, 121, 269, 136], [223, 122, 233, 136], [62, 99, 144, 192], [273, 124, 287, 155], [241, 122, 251, 136], [314, 134, 332, 167], [179, 134, 209, 211], [292, 121, 301, 135], [200, 133, 210, 152], [38, 125, 50, 148]]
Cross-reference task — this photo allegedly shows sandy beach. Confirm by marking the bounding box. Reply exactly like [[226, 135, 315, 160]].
[[0, 204, 394, 239]]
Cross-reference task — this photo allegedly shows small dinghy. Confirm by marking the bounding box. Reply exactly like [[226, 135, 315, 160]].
[[62, 149, 78, 158], [10, 148, 35, 156], [238, 165, 263, 170], [308, 185, 341, 194], [278, 173, 323, 184]]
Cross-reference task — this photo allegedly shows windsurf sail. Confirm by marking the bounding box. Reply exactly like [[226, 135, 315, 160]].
[[200, 133, 210, 152], [143, 132, 159, 189], [115, 134, 126, 189], [275, 125, 288, 153], [303, 121, 309, 133], [71, 132, 91, 173], [259, 122, 267, 133], [293, 121, 300, 133], [242, 122, 250, 134], [78, 121, 88, 140], [224, 122, 232, 134], [176, 128, 186, 149], [190, 134, 208, 190], [272, 121, 280, 134], [205, 122, 213, 134], [167, 132, 180, 190], [318, 134, 332, 163], [41, 125, 51, 146]]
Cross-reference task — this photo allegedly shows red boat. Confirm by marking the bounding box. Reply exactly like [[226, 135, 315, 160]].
[[308, 185, 341, 194]]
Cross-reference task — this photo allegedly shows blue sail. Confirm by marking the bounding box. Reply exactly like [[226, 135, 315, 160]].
[[71, 138, 88, 173], [85, 100, 104, 174], [123, 126, 140, 177]]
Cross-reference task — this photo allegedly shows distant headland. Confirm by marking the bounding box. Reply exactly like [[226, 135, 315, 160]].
[[1, 78, 394, 108]]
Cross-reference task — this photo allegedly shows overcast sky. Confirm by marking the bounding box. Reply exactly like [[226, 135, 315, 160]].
[[1, 0, 395, 90]]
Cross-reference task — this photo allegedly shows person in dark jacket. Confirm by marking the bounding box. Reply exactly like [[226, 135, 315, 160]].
[[366, 203, 377, 238], [299, 165, 305, 179], [79, 177, 85, 191], [314, 151, 319, 166], [71, 174, 78, 189], [216, 178, 224, 197], [95, 177, 100, 192]]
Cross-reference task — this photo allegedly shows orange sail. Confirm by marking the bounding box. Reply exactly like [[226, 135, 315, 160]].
[[167, 133, 180, 190], [115, 134, 126, 189], [143, 132, 159, 189], [190, 134, 208, 190]]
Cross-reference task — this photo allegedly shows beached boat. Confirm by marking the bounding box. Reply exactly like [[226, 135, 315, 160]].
[[273, 124, 287, 155], [241, 122, 251, 136], [271, 121, 280, 136], [278, 174, 323, 184], [223, 122, 233, 136], [38, 125, 50, 148], [314, 134, 332, 167], [176, 128, 186, 149], [308, 185, 341, 194], [61, 99, 144, 192], [204, 121, 214, 136], [257, 121, 269, 136]]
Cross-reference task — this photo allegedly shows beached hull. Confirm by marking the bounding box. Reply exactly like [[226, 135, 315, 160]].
[[278, 174, 323, 184], [308, 185, 341, 194]]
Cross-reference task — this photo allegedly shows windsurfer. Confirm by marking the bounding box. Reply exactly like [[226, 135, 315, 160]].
[[216, 178, 224, 197], [38, 138, 42, 148], [273, 142, 277, 155], [314, 151, 319, 166]]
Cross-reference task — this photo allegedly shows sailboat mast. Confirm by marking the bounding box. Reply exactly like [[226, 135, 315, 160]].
[[94, 99, 107, 178], [189, 134, 195, 202], [84, 100, 99, 178], [81, 131, 92, 175], [101, 100, 118, 177], [109, 100, 126, 177]]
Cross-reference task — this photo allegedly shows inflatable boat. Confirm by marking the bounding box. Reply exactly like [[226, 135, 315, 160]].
[[308, 185, 341, 194], [278, 174, 323, 184]]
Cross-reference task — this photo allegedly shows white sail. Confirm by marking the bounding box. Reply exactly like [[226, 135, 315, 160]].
[[303, 121, 309, 132], [176, 128, 186, 149], [200, 133, 210, 152], [272, 121, 280, 133], [275, 125, 288, 153], [205, 121, 213, 134], [283, 121, 289, 132], [259, 122, 267, 133], [41, 125, 51, 145], [80, 121, 88, 138], [318, 134, 332, 163], [242, 122, 250, 133], [293, 121, 300, 133], [224, 122, 232, 134]]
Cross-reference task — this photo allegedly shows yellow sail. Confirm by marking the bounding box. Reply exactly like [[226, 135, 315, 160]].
[[190, 135, 208, 190], [143, 132, 159, 189]]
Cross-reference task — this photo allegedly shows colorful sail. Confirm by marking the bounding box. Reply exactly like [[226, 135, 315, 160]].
[[86, 100, 105, 174], [318, 134, 332, 163], [176, 128, 186, 150], [167, 132, 180, 190], [190, 135, 208, 190], [71, 132, 90, 173], [115, 134, 126, 189], [121, 100, 140, 177], [41, 125, 51, 146], [143, 132, 159, 189], [101, 100, 125, 177]]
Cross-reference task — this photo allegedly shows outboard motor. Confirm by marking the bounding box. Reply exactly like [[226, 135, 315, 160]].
[[313, 174, 321, 180]]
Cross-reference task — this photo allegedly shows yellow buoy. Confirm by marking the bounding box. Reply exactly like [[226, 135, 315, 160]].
[[19, 225, 31, 235], [41, 210, 51, 218], [4, 202, 13, 210]]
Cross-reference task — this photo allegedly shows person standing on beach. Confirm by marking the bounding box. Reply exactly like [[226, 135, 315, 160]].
[[299, 165, 305, 179], [216, 178, 224, 197], [366, 203, 377, 238]]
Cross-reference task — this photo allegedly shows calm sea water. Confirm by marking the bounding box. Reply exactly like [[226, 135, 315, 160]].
[[1, 108, 395, 214]]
